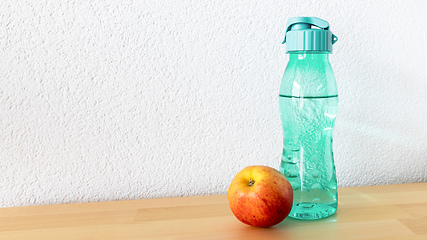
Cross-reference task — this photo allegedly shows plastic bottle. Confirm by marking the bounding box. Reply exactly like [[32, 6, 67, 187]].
[[279, 17, 339, 220]]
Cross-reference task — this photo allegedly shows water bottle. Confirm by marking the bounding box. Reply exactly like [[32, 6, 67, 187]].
[[279, 17, 339, 220]]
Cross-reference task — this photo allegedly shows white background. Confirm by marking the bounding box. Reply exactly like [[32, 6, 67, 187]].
[[1, 0, 426, 207]]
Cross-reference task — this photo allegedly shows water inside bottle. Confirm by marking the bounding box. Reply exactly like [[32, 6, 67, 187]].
[[279, 95, 338, 220]]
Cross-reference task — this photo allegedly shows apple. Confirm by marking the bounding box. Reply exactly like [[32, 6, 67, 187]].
[[227, 165, 293, 227]]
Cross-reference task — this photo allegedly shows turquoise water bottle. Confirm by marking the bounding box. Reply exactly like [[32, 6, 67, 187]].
[[279, 17, 339, 220]]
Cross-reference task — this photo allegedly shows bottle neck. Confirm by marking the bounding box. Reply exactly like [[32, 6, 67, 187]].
[[281, 50, 337, 97], [288, 51, 330, 62]]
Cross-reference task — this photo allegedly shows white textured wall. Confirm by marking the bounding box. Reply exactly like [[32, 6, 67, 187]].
[[1, 0, 426, 207]]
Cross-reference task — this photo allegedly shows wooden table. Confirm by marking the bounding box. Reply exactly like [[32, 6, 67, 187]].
[[0, 183, 426, 239]]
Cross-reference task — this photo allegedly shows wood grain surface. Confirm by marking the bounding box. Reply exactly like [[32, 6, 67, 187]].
[[0, 182, 426, 239]]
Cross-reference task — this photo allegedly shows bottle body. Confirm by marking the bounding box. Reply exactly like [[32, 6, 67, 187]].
[[279, 51, 338, 220]]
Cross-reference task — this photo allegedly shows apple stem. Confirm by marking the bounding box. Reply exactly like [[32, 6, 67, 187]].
[[248, 178, 255, 186]]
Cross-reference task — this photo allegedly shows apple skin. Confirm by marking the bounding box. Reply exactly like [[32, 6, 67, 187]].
[[227, 165, 293, 227]]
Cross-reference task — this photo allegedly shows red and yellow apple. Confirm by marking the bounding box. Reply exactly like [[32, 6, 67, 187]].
[[227, 165, 293, 227]]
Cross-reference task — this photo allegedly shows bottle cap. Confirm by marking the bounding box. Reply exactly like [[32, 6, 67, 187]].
[[283, 17, 338, 52]]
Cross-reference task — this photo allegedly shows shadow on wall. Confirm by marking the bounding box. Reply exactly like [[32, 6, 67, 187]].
[[335, 57, 427, 186]]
